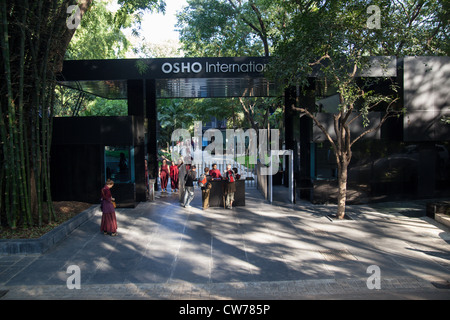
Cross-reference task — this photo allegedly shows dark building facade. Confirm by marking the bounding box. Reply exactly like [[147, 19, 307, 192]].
[[51, 116, 145, 206], [285, 56, 450, 203]]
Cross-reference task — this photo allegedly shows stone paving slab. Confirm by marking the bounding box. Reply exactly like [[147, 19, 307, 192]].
[[0, 277, 442, 300], [1, 189, 449, 300]]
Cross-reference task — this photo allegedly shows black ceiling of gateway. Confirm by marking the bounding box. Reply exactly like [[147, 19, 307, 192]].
[[57, 57, 279, 99], [57, 77, 277, 99], [58, 80, 128, 99], [157, 78, 277, 98]]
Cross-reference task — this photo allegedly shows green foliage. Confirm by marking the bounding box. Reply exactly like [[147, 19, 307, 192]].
[[67, 0, 167, 60], [66, 0, 133, 60], [370, 0, 449, 56], [80, 98, 128, 116], [270, 0, 448, 87], [269, 0, 446, 119], [117, 0, 165, 15], [0, 0, 79, 228], [156, 96, 284, 148], [133, 39, 181, 58], [442, 116, 450, 125], [175, 0, 285, 139], [177, 0, 286, 57], [54, 85, 94, 117]]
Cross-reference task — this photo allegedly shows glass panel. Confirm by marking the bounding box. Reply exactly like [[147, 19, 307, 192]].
[[105, 146, 135, 183], [314, 142, 337, 180]]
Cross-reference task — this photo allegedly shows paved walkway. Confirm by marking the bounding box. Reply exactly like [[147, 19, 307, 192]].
[[1, 188, 449, 300]]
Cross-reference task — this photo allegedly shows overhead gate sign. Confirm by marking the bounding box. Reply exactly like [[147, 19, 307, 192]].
[[59, 57, 270, 81]]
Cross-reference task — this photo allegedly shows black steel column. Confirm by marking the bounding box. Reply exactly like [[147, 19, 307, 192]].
[[298, 80, 315, 201], [284, 86, 296, 195], [128, 80, 144, 116], [127, 80, 146, 202], [284, 86, 296, 152], [146, 79, 159, 191]]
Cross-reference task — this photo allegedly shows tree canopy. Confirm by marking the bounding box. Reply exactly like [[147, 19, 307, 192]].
[[66, 0, 133, 60], [177, 0, 290, 57], [270, 0, 449, 87], [268, 0, 448, 218]]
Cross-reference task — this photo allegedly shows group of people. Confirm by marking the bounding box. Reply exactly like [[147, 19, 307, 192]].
[[180, 163, 240, 210], [99, 160, 241, 237], [158, 159, 240, 210]]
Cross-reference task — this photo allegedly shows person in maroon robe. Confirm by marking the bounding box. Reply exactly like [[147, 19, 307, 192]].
[[159, 159, 170, 192], [144, 159, 149, 194], [169, 161, 179, 193], [100, 179, 118, 236]]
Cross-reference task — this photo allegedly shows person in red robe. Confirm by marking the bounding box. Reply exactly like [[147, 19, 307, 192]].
[[101, 179, 118, 236], [209, 163, 222, 179], [169, 161, 179, 193], [159, 159, 170, 192]]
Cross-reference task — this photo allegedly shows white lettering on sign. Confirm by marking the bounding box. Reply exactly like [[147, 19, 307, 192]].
[[206, 61, 266, 73], [162, 62, 203, 74], [161, 61, 266, 74]]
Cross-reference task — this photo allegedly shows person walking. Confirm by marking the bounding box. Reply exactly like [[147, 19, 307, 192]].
[[224, 164, 236, 209], [182, 165, 197, 208], [199, 167, 212, 210], [178, 159, 186, 204], [100, 179, 118, 236]]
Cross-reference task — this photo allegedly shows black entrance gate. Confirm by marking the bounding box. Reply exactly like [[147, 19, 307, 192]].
[[54, 57, 278, 205]]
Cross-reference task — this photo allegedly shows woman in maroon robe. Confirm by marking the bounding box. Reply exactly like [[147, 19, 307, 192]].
[[169, 161, 179, 192], [159, 159, 170, 192], [101, 179, 118, 236]]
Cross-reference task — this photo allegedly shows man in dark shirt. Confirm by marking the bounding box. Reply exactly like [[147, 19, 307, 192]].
[[182, 165, 197, 208]]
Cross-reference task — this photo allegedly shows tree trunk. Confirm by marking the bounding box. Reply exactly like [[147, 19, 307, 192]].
[[337, 158, 349, 219]]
